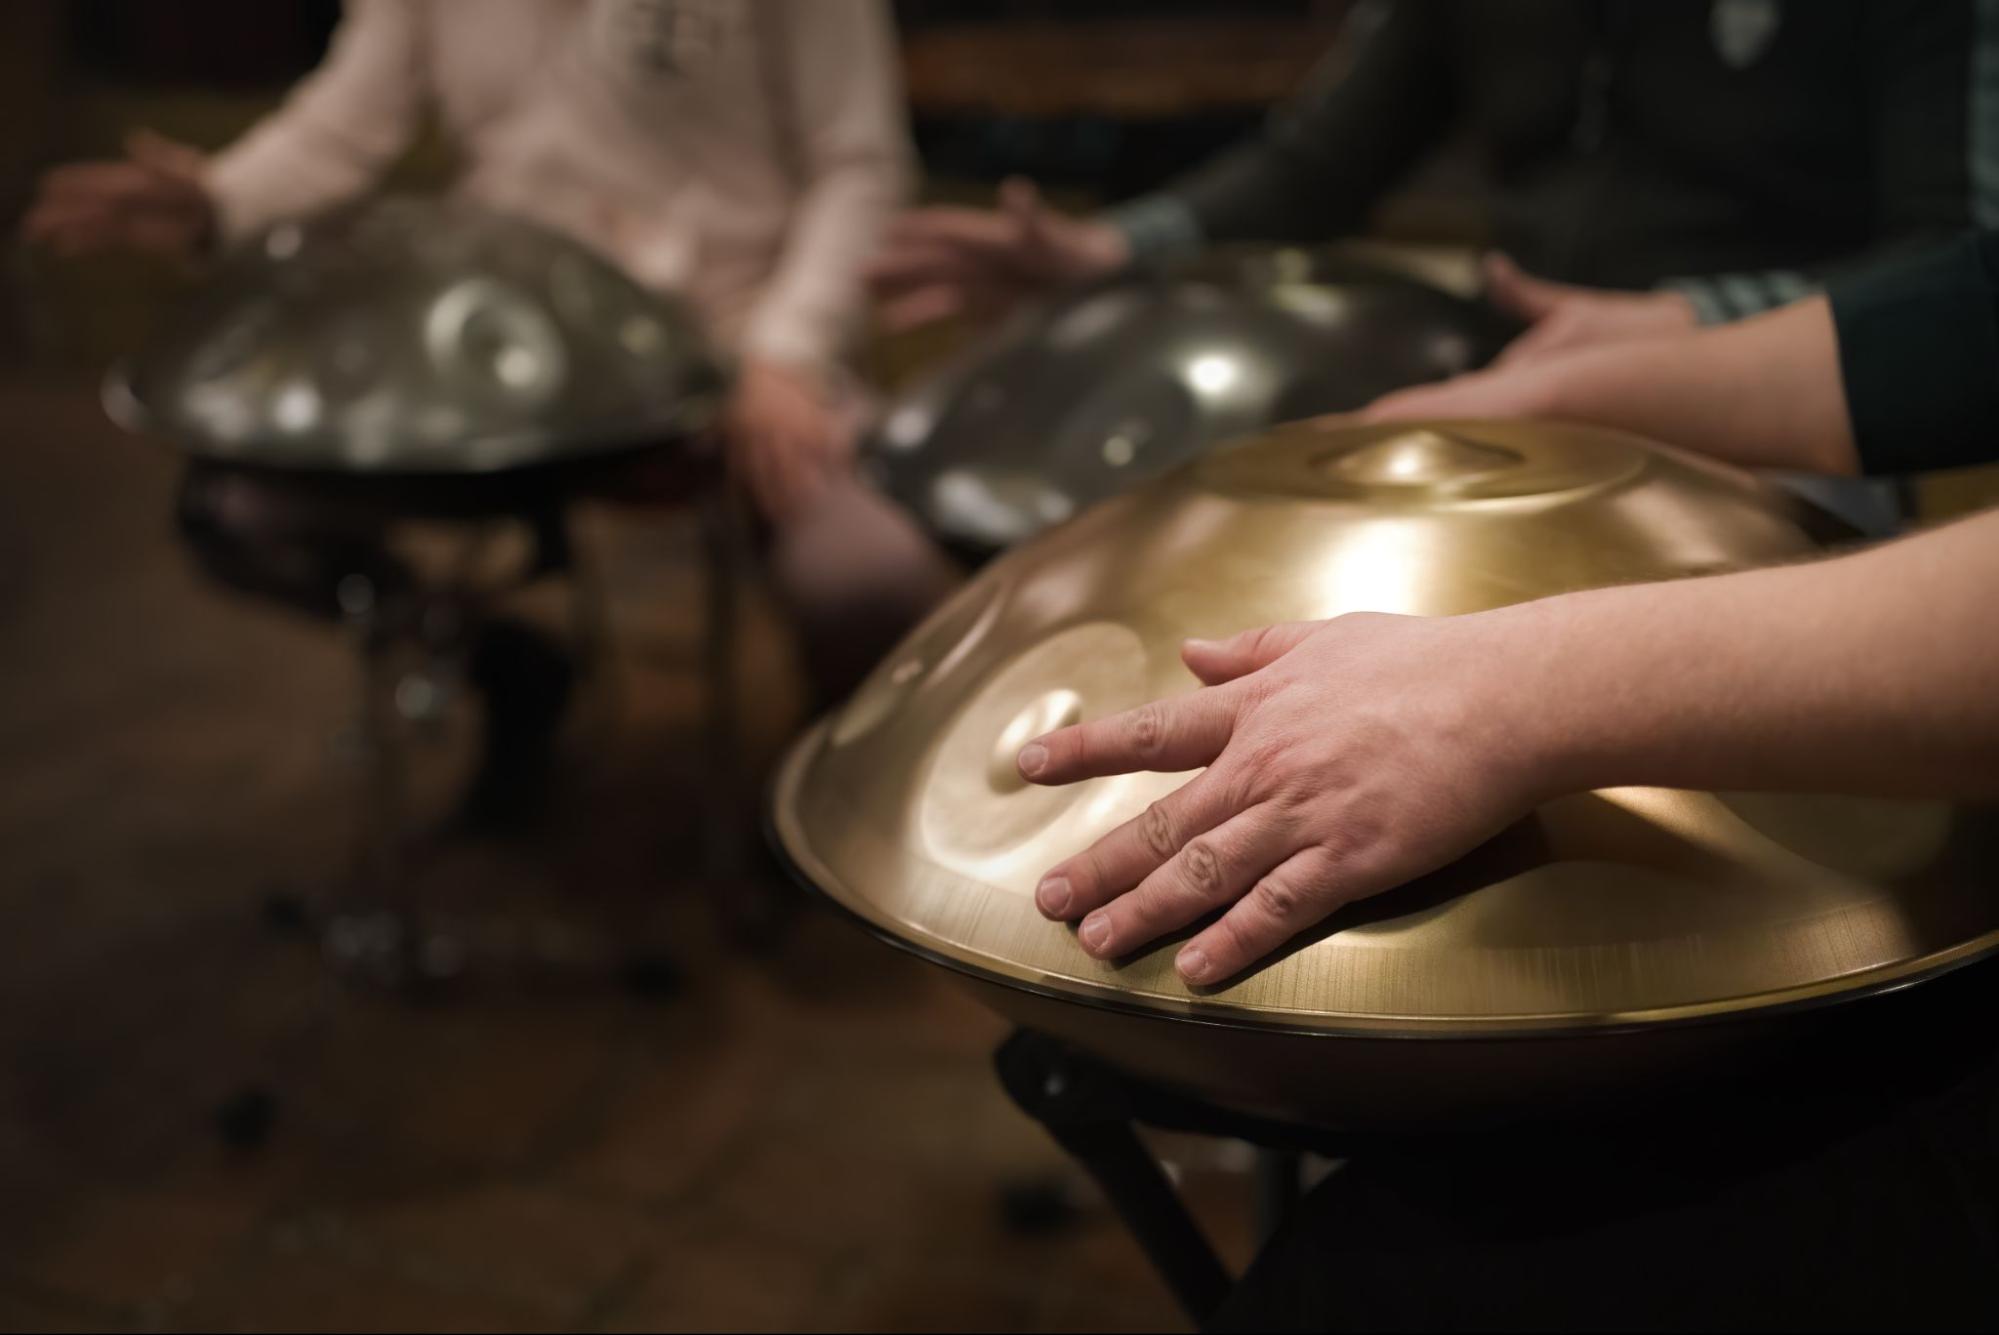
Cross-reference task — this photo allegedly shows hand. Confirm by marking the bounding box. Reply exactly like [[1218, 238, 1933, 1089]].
[[724, 359, 853, 522], [1357, 354, 1569, 424], [866, 177, 1130, 332], [1485, 252, 1697, 368], [1019, 612, 1556, 985], [22, 130, 217, 261]]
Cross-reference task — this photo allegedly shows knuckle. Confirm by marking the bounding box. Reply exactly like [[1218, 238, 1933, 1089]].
[[1180, 838, 1225, 899], [1138, 801, 1180, 860], [1251, 875, 1307, 924], [1238, 735, 1291, 781], [1218, 764, 1265, 815], [1126, 703, 1168, 757]]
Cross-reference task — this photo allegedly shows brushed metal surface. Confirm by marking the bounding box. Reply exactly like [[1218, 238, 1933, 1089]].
[[864, 251, 1512, 553], [776, 420, 1999, 1060], [113, 196, 726, 474]]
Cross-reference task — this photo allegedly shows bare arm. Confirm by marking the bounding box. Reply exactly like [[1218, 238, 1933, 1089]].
[[1020, 508, 1999, 983], [1516, 508, 1999, 799], [1365, 295, 1860, 475]]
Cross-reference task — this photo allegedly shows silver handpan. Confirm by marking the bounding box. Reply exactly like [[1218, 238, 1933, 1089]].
[[108, 196, 726, 476], [864, 249, 1513, 554]]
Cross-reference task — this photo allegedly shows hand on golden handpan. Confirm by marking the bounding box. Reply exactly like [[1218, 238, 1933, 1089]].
[[22, 130, 216, 260], [1484, 252, 1698, 368], [865, 177, 1129, 332], [1018, 613, 1554, 985]]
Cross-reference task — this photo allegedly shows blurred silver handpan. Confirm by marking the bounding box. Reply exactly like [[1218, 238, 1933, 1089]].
[[864, 248, 1513, 555], [108, 195, 727, 477]]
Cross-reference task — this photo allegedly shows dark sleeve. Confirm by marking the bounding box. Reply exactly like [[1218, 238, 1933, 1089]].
[[1155, 0, 1457, 245], [1853, 0, 1978, 260], [1666, 0, 1977, 324], [1830, 232, 1999, 475]]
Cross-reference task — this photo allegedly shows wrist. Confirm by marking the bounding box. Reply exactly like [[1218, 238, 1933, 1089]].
[[1462, 591, 1646, 802], [1650, 289, 1699, 330]]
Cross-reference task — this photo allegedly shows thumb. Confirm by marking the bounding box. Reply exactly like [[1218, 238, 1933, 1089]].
[[1182, 621, 1318, 685], [1483, 252, 1573, 323], [126, 128, 205, 180], [998, 175, 1048, 244]]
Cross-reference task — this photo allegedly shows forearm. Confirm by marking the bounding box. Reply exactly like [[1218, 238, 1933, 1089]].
[[1160, 0, 1452, 246], [1498, 509, 1999, 801], [203, 0, 423, 241], [747, 0, 911, 368], [1530, 297, 1857, 475], [743, 160, 907, 369]]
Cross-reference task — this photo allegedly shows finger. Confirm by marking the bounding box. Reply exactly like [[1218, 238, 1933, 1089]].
[[1354, 383, 1441, 423], [998, 175, 1045, 248], [877, 284, 970, 333], [864, 240, 992, 294], [1176, 844, 1348, 984], [1034, 766, 1238, 920], [20, 199, 94, 244], [126, 128, 204, 179], [38, 162, 153, 203], [1072, 804, 1297, 961], [1483, 251, 1574, 323], [1018, 687, 1239, 785], [880, 207, 1018, 255], [1180, 621, 1317, 686], [1490, 316, 1574, 370]]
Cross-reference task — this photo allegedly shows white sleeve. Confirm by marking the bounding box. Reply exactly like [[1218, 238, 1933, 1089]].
[[203, 0, 429, 242], [738, 0, 914, 371]]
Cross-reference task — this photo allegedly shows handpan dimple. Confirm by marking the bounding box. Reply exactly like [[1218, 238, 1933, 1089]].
[[829, 579, 1009, 748], [919, 621, 1153, 879]]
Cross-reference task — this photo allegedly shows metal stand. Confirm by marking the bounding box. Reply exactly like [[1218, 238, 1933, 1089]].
[[693, 484, 792, 946], [996, 1029, 1358, 1329], [996, 1031, 1235, 1326], [697, 485, 747, 885]]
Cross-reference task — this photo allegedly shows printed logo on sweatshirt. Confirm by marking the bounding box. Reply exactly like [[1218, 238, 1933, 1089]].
[[1710, 0, 1782, 69]]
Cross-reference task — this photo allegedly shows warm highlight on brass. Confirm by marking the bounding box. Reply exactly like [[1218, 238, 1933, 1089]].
[[773, 419, 1999, 1123]]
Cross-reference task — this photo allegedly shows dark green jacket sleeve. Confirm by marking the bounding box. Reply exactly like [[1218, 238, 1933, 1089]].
[[1672, 0, 1978, 324], [1110, 0, 1455, 257], [1831, 232, 1999, 475]]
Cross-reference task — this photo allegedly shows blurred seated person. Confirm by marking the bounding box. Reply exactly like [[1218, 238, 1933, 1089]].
[[27, 0, 959, 820], [1015, 228, 1999, 1329], [871, 0, 1984, 503]]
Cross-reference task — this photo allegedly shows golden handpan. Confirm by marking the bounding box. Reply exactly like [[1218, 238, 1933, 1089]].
[[772, 419, 1999, 1126]]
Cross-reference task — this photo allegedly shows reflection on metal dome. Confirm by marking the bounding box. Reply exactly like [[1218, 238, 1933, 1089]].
[[864, 248, 1515, 554], [110, 196, 727, 474]]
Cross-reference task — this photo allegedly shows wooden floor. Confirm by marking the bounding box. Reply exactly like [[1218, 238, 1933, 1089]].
[[0, 369, 1253, 1333]]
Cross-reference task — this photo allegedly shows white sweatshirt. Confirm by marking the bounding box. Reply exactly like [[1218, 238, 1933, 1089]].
[[204, 0, 913, 372]]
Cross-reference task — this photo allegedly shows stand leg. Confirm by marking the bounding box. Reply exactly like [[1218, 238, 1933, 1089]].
[[1252, 1148, 1303, 1244], [322, 573, 424, 987], [995, 1031, 1233, 1327], [697, 489, 744, 879]]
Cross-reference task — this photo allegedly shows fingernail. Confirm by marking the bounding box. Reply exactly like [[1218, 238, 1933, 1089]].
[[1036, 875, 1072, 917], [1177, 947, 1211, 983], [1079, 913, 1110, 953], [1017, 742, 1048, 779]]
